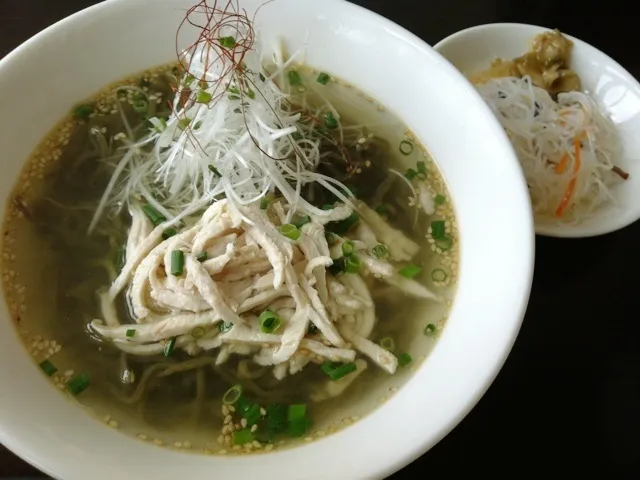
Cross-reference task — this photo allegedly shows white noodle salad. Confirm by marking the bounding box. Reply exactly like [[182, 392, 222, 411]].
[[477, 75, 627, 223]]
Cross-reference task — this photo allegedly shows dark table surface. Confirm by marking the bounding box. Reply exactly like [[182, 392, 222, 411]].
[[2, 1, 639, 478]]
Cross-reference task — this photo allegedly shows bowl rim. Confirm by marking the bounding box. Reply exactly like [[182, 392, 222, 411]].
[[434, 21, 640, 238], [0, 4, 535, 480]]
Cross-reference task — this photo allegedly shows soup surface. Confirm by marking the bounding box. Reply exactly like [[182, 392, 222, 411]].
[[1, 8, 458, 455]]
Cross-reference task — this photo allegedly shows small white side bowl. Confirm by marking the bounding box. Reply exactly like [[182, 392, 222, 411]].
[[435, 23, 640, 238], [0, 2, 534, 480]]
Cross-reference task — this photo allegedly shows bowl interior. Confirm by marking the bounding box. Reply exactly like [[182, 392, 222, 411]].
[[0, 2, 534, 480], [434, 23, 640, 238]]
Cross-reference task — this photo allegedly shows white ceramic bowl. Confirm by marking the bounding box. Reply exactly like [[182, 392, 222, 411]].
[[0, 2, 534, 479], [434, 23, 640, 238]]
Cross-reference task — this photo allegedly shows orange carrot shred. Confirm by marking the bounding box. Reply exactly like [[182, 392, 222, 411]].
[[555, 153, 569, 174], [555, 137, 582, 217]]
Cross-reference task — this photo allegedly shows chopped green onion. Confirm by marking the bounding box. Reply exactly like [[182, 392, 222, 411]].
[[424, 324, 437, 336], [132, 99, 148, 115], [228, 86, 240, 95], [279, 223, 301, 241], [431, 268, 447, 282], [125, 329, 136, 338], [184, 73, 195, 86], [293, 215, 311, 229], [398, 353, 412, 367], [371, 244, 389, 259], [435, 236, 453, 252], [260, 197, 269, 210], [344, 254, 362, 274], [321, 361, 358, 381], [287, 405, 310, 438], [164, 337, 176, 357], [405, 168, 418, 181], [379, 337, 395, 352], [341, 240, 356, 257], [222, 384, 243, 405], [219, 36, 236, 48], [288, 417, 310, 437], [288, 70, 303, 86], [153, 117, 167, 133], [67, 373, 90, 396], [326, 213, 359, 235], [193, 120, 203, 130], [39, 359, 57, 376], [307, 323, 319, 335], [266, 403, 287, 433], [435, 194, 446, 205], [232, 429, 254, 445], [259, 72, 266, 82], [287, 404, 307, 421], [247, 89, 255, 99], [208, 164, 221, 176], [323, 111, 339, 129], [258, 310, 281, 333], [178, 118, 191, 130], [170, 250, 184, 276], [316, 72, 331, 85], [196, 90, 212, 104], [399, 140, 414, 156], [196, 251, 208, 262], [191, 326, 206, 338], [325, 232, 338, 247], [162, 228, 177, 240], [244, 403, 262, 426], [431, 220, 446, 240], [375, 204, 389, 215], [74, 104, 94, 119], [219, 321, 233, 333], [417, 161, 427, 175], [256, 431, 276, 445], [142, 204, 166, 226], [398, 263, 421, 279], [235, 396, 261, 426]]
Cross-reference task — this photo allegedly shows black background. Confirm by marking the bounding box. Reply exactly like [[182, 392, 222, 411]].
[[1, 1, 639, 478]]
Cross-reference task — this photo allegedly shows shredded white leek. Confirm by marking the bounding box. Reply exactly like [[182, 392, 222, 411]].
[[89, 27, 353, 232]]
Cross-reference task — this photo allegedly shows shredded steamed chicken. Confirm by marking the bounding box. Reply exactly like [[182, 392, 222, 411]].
[[91, 198, 437, 379]]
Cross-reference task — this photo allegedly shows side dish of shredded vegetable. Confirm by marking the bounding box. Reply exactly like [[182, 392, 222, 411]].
[[477, 75, 628, 224]]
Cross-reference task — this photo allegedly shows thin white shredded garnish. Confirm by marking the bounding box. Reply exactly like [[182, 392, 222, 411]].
[[477, 75, 625, 224], [89, 26, 353, 232]]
